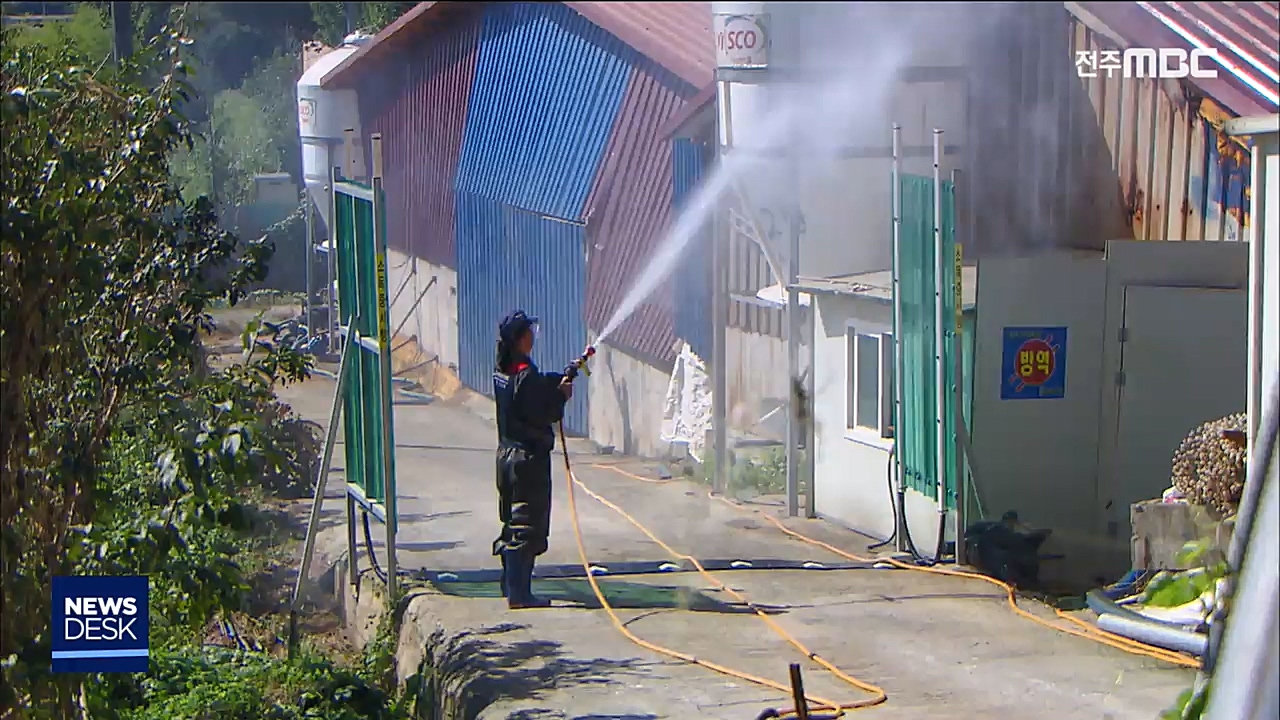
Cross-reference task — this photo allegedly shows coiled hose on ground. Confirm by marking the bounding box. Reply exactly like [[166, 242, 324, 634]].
[[555, 422, 1202, 718]]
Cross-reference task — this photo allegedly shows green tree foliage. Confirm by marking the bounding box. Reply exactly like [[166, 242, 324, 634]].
[[4, 4, 118, 66], [1, 8, 410, 719], [1, 11, 291, 714], [310, 1, 418, 45]]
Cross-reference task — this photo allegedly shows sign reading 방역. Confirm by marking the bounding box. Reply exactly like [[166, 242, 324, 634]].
[[52, 576, 150, 673], [1000, 326, 1068, 400]]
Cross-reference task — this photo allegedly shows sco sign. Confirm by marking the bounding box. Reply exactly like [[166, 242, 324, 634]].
[[714, 14, 769, 69]]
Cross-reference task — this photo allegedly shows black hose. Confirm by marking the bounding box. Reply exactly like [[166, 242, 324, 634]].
[[868, 445, 898, 550], [869, 442, 939, 565], [362, 509, 389, 583], [895, 465, 942, 567]]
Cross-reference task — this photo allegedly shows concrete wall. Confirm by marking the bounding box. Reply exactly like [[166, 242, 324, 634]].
[[811, 292, 942, 551], [386, 250, 459, 377], [587, 324, 792, 460], [586, 340, 676, 458]]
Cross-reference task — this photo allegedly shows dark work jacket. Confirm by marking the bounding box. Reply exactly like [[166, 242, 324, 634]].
[[493, 355, 568, 454]]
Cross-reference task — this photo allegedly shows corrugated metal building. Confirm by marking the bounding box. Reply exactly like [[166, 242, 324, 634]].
[[667, 1, 1277, 339], [322, 2, 712, 436], [962, 1, 1277, 251]]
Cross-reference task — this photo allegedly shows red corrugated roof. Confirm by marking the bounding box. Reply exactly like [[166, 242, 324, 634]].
[[1076, 1, 1279, 117], [569, 2, 713, 88], [323, 1, 713, 90], [657, 81, 717, 139], [584, 66, 688, 364]]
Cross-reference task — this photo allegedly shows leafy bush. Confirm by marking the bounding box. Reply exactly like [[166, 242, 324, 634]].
[[97, 646, 405, 720], [0, 12, 329, 715]]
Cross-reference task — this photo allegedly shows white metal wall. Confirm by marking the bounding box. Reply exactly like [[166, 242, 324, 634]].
[[971, 241, 1250, 585], [811, 293, 942, 549]]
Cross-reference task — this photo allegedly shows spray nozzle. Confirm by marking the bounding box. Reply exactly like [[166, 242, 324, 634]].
[[564, 346, 596, 382]]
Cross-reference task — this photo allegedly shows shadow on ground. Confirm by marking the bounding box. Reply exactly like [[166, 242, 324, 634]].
[[429, 578, 775, 614], [504, 707, 660, 712], [413, 623, 654, 719]]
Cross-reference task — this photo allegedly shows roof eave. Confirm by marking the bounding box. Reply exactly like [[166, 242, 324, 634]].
[[321, 2, 442, 89], [658, 82, 717, 140], [1224, 113, 1280, 137], [1070, 1, 1276, 119]]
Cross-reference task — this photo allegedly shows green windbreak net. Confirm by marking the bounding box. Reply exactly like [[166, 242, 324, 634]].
[[333, 181, 395, 510], [895, 174, 960, 511]]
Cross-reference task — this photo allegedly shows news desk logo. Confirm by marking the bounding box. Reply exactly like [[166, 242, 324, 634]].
[[1075, 48, 1220, 80], [52, 576, 149, 673]]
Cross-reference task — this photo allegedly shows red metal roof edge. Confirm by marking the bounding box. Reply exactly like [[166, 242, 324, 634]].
[[657, 82, 717, 140], [322, 1, 713, 90], [1072, 1, 1277, 118], [564, 2, 712, 88]]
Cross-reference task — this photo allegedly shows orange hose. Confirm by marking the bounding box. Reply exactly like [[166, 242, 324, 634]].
[[559, 424, 885, 718], [590, 462, 1202, 670]]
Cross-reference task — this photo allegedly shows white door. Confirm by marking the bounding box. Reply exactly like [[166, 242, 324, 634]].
[[1111, 285, 1247, 528]]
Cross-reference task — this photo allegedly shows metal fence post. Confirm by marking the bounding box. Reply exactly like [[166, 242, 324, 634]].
[[931, 128, 947, 548], [891, 122, 906, 553], [370, 133, 398, 601]]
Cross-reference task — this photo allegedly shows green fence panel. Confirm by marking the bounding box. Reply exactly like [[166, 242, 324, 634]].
[[333, 180, 396, 515], [895, 174, 960, 511]]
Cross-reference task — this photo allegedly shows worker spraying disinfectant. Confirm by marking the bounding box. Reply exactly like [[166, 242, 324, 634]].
[[491, 309, 595, 609]]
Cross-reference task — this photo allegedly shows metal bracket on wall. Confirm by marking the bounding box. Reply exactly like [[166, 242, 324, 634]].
[[1116, 371, 1127, 387], [1118, 327, 1129, 343]]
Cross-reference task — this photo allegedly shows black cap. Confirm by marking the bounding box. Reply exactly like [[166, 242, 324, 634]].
[[498, 310, 538, 343]]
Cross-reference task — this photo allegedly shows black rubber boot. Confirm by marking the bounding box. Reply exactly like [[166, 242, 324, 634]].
[[503, 549, 550, 609], [498, 553, 509, 598]]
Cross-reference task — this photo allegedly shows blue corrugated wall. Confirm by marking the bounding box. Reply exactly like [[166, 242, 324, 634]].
[[454, 2, 633, 436], [456, 193, 590, 433], [454, 2, 631, 219], [672, 137, 713, 362]]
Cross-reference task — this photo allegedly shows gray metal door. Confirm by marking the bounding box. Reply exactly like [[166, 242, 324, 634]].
[[1112, 285, 1247, 522]]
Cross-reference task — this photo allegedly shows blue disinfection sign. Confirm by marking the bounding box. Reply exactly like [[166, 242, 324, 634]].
[[1000, 326, 1068, 400], [52, 575, 150, 673]]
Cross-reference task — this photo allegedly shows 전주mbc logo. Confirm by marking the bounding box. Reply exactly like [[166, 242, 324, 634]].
[[1075, 48, 1219, 80], [52, 576, 150, 673]]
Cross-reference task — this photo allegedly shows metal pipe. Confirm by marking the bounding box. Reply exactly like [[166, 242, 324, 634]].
[[951, 167, 965, 567], [805, 307, 817, 519], [391, 274, 439, 342], [346, 493, 358, 588], [1207, 372, 1279, 672], [370, 133, 398, 600], [1245, 139, 1267, 447], [712, 81, 730, 496], [1204, 375, 1278, 720], [890, 123, 906, 553], [327, 162, 340, 355], [304, 190, 314, 337], [289, 334, 354, 656], [788, 663, 811, 720], [931, 129, 947, 531], [785, 134, 802, 518]]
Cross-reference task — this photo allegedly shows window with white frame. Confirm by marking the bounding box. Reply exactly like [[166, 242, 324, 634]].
[[846, 328, 894, 438]]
